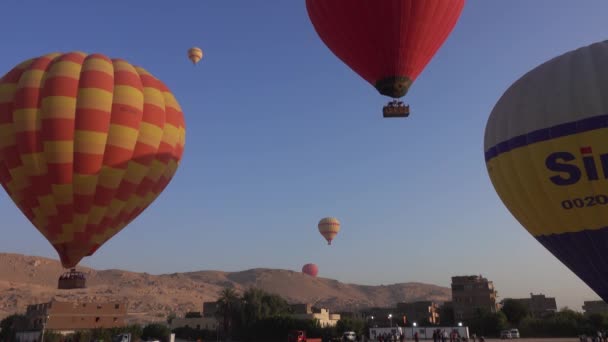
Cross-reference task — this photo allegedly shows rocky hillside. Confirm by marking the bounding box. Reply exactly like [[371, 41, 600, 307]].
[[0, 253, 451, 324]]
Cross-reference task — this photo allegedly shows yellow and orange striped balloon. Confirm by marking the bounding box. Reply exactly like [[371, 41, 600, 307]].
[[188, 47, 203, 65], [318, 217, 340, 245], [0, 52, 186, 269]]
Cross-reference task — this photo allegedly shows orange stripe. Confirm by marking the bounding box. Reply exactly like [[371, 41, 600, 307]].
[[15, 132, 42, 153], [73, 108, 111, 132], [114, 70, 143, 89], [79, 70, 114, 92], [14, 88, 42, 109], [73, 153, 104, 174], [40, 119, 75, 140], [141, 104, 166, 127], [102, 145, 134, 168], [42, 76, 79, 97], [57, 52, 85, 64]]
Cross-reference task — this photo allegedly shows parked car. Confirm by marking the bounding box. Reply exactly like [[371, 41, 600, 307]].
[[509, 329, 520, 338], [500, 330, 512, 339], [343, 331, 356, 341]]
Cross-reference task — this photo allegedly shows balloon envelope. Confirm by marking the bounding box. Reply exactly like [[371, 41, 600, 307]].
[[188, 47, 203, 65], [318, 217, 340, 245], [305, 0, 465, 99], [484, 40, 608, 301], [0, 52, 186, 269], [302, 263, 318, 277]]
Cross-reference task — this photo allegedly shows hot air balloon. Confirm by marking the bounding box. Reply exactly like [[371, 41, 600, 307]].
[[0, 52, 186, 289], [484, 40, 608, 301], [302, 263, 318, 277], [188, 47, 203, 65], [305, 0, 465, 118], [318, 217, 340, 245]]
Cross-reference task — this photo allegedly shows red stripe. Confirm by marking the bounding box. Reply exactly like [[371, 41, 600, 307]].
[[114, 70, 143, 89], [78, 70, 114, 92], [141, 104, 165, 127], [93, 186, 116, 206], [110, 104, 142, 129], [73, 153, 104, 174], [42, 77, 79, 97], [40, 119, 75, 140], [74, 108, 111, 132], [14, 87, 43, 110], [102, 145, 133, 168], [47, 163, 73, 184], [15, 131, 43, 153]]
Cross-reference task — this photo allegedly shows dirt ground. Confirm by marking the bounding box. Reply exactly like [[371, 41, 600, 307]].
[[483, 339, 578, 342]]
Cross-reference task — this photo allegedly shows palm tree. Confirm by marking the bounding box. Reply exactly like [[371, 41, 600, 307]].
[[216, 288, 241, 339]]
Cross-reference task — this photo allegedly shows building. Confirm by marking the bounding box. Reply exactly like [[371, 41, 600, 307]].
[[583, 300, 608, 315], [203, 301, 219, 318], [451, 275, 499, 321], [170, 316, 218, 331], [396, 301, 440, 325], [289, 303, 340, 327], [503, 293, 557, 317], [17, 299, 127, 340]]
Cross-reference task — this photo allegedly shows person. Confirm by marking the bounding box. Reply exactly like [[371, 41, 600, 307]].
[[414, 332, 419, 342], [400, 333, 405, 342]]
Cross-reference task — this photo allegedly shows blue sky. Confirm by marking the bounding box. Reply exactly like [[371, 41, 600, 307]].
[[1, 1, 607, 311]]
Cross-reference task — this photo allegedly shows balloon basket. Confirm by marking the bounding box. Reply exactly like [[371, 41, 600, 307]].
[[58, 268, 87, 290], [382, 100, 410, 118]]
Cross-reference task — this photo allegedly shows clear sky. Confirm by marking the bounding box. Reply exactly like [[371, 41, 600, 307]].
[[1, 1, 608, 311]]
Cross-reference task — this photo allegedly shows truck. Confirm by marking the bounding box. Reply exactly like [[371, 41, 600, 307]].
[[287, 330, 322, 342]]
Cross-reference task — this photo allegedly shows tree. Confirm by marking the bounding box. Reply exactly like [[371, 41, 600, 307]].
[[0, 314, 27, 342], [167, 312, 177, 324], [185, 311, 203, 318], [501, 299, 530, 325], [216, 287, 241, 338], [143, 323, 171, 342], [336, 317, 366, 336]]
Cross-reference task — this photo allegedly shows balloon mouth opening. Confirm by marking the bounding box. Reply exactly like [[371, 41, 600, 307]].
[[375, 76, 412, 98]]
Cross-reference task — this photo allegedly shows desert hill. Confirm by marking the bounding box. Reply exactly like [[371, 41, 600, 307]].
[[0, 253, 451, 324]]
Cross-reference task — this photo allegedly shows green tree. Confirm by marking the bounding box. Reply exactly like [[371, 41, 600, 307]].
[[0, 314, 27, 342], [216, 287, 241, 338], [466, 309, 508, 337], [501, 299, 530, 325], [336, 317, 366, 336], [167, 312, 177, 324], [143, 323, 171, 342]]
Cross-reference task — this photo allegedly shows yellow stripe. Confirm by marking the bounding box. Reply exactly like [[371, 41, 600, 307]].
[[51, 184, 73, 205], [47, 60, 82, 79], [73, 174, 99, 195], [76, 88, 113, 111], [138, 122, 164, 147], [487, 127, 608, 236], [17, 70, 45, 89], [142, 87, 165, 110], [113, 85, 143, 109], [40, 96, 76, 119], [0, 84, 18, 102], [82, 57, 114, 76], [163, 92, 182, 112], [160, 124, 179, 146], [21, 153, 48, 176], [98, 166, 125, 189], [74, 131, 107, 155], [0, 125, 15, 149], [107, 124, 138, 150], [123, 160, 148, 184], [43, 141, 73, 163], [13, 108, 40, 132]]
